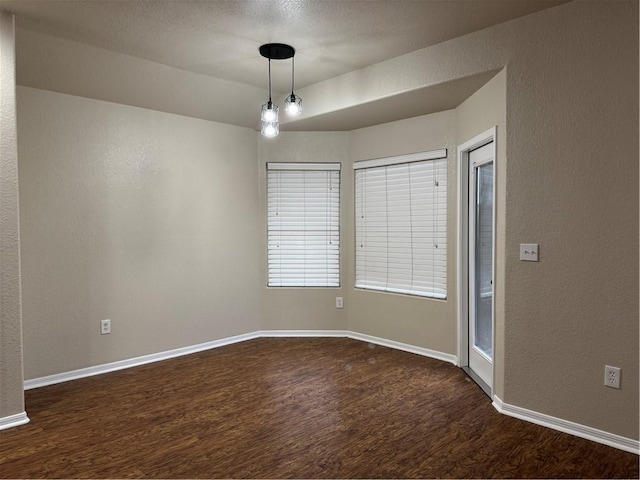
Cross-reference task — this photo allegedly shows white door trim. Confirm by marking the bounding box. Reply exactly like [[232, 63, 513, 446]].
[[456, 127, 497, 393]]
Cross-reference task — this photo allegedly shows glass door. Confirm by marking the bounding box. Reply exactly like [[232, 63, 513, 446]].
[[468, 143, 494, 388]]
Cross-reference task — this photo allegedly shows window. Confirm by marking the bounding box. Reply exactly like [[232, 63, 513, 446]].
[[354, 150, 447, 298], [267, 163, 340, 287]]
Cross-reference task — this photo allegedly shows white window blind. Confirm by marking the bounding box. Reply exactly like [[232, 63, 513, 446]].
[[267, 163, 341, 287], [354, 151, 447, 298]]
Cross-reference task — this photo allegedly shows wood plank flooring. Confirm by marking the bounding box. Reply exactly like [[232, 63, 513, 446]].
[[1, 337, 638, 478]]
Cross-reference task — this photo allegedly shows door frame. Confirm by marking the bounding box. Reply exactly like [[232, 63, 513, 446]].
[[456, 127, 497, 396]]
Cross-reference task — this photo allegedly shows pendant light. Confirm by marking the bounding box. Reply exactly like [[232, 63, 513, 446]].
[[284, 55, 302, 115], [260, 56, 279, 137], [259, 43, 301, 137]]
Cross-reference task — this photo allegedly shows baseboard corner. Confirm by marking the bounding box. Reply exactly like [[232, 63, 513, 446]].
[[0, 411, 30, 431], [347, 331, 458, 365]]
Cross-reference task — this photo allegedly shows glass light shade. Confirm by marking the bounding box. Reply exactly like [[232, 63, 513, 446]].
[[284, 93, 302, 115], [261, 120, 279, 138], [261, 102, 279, 122]]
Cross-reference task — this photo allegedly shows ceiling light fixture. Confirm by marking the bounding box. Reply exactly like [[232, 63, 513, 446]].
[[259, 43, 301, 138], [284, 55, 302, 116]]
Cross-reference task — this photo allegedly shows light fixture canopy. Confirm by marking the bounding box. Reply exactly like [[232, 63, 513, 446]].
[[259, 43, 301, 137], [259, 43, 295, 60]]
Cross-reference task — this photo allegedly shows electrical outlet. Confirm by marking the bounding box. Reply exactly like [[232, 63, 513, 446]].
[[336, 296, 344, 309], [604, 365, 620, 389], [100, 319, 111, 335]]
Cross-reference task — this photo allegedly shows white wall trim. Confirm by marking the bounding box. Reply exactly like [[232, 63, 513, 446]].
[[456, 127, 497, 380], [24, 331, 261, 390], [0, 411, 30, 431], [259, 330, 458, 365], [493, 395, 639, 455], [258, 329, 350, 338], [347, 331, 458, 365], [24, 330, 453, 389]]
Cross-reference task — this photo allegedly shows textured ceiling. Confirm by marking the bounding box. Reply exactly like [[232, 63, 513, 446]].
[[1, 0, 567, 89], [0, 0, 568, 130]]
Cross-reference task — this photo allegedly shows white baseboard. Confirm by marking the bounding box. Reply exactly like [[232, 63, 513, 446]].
[[348, 331, 458, 365], [24, 329, 453, 389], [493, 395, 639, 455], [258, 330, 458, 365], [259, 329, 350, 338], [24, 331, 260, 390], [0, 411, 30, 431]]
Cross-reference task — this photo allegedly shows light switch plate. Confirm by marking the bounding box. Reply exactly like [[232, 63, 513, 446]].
[[520, 243, 539, 261]]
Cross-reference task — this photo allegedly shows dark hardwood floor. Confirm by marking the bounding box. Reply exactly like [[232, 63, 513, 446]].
[[1, 337, 638, 478]]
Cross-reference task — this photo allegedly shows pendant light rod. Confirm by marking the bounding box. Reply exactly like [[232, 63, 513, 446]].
[[290, 56, 295, 94], [268, 57, 272, 104]]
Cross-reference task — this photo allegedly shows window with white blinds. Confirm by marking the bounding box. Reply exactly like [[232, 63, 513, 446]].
[[267, 163, 341, 287], [354, 150, 447, 299]]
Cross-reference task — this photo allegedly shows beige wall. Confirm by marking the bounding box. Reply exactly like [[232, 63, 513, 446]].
[[347, 111, 457, 354], [0, 11, 26, 423], [17, 87, 262, 379], [455, 69, 507, 398], [258, 132, 349, 331], [501, 4, 638, 438]]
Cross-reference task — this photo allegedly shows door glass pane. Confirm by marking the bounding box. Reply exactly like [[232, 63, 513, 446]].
[[474, 163, 493, 358]]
